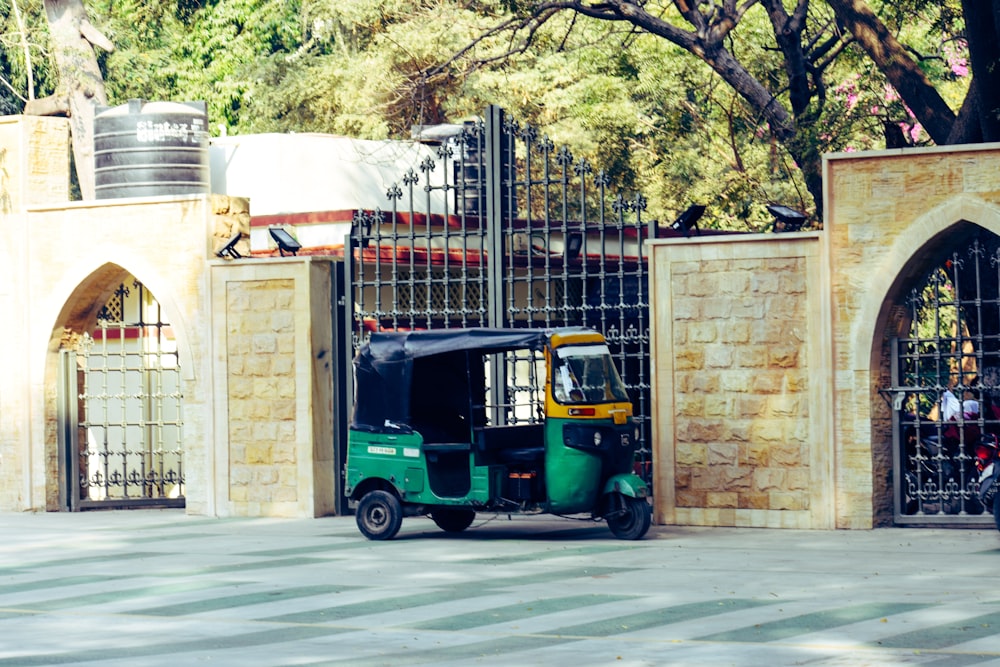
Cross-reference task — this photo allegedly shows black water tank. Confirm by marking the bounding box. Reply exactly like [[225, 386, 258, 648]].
[[94, 99, 209, 200]]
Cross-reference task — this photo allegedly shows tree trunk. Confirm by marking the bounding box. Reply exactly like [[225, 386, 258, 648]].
[[825, 0, 956, 144], [948, 77, 984, 144], [959, 0, 1000, 142], [24, 0, 113, 200]]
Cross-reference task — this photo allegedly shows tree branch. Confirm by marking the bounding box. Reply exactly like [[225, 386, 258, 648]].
[[24, 94, 71, 116], [825, 0, 956, 143], [79, 18, 114, 52]]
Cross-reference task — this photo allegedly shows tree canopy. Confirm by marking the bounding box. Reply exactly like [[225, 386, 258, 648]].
[[2, 0, 990, 228]]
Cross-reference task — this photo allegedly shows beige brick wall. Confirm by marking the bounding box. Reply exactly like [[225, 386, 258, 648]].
[[0, 115, 336, 518], [650, 235, 834, 529], [225, 279, 299, 506], [211, 259, 336, 518], [0, 115, 70, 212], [0, 117, 71, 509], [652, 144, 1000, 530], [825, 145, 1000, 528]]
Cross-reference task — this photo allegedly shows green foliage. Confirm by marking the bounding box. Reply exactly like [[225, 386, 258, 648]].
[[92, 0, 303, 127], [239, 1, 500, 136], [0, 0, 974, 230], [0, 0, 55, 108]]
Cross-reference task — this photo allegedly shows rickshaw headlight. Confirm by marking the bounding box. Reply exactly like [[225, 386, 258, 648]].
[[563, 424, 607, 450]]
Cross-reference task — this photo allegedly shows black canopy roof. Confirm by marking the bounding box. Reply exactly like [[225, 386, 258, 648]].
[[351, 327, 591, 431], [362, 328, 549, 364]]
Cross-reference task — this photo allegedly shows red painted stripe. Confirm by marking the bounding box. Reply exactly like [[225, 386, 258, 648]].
[[91, 326, 175, 341]]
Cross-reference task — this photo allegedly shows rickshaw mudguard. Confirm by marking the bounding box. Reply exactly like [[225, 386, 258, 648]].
[[601, 473, 649, 499]]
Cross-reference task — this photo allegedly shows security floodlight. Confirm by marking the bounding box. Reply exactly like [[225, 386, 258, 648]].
[[269, 227, 302, 256], [565, 232, 584, 260], [670, 204, 706, 237], [216, 232, 242, 259], [767, 205, 808, 232]]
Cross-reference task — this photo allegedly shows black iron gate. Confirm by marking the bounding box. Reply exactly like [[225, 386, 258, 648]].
[[346, 106, 652, 481], [887, 233, 1000, 524], [58, 279, 185, 510]]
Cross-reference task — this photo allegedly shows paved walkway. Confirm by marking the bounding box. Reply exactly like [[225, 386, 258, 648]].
[[1, 510, 999, 666]]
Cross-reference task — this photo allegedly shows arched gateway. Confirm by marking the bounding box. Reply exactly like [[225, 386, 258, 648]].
[[878, 224, 1000, 524], [56, 272, 185, 509], [648, 145, 1000, 529]]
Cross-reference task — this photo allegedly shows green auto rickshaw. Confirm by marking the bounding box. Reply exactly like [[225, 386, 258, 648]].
[[343, 327, 651, 540]]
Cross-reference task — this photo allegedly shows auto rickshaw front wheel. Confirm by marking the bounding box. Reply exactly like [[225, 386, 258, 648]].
[[606, 495, 651, 540], [356, 490, 403, 540], [431, 508, 476, 533]]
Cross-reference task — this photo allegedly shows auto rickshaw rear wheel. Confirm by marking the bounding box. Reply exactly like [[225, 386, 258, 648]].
[[606, 495, 651, 540], [431, 508, 476, 533], [356, 490, 403, 540]]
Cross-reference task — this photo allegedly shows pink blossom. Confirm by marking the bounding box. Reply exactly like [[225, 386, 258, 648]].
[[944, 40, 969, 78]]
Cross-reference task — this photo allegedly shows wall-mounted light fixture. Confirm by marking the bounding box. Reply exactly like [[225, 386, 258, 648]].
[[216, 232, 242, 259], [269, 227, 302, 256], [671, 204, 706, 237], [565, 232, 584, 260], [767, 205, 808, 232]]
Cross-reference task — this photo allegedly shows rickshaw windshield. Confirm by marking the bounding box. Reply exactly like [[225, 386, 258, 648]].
[[552, 344, 630, 405]]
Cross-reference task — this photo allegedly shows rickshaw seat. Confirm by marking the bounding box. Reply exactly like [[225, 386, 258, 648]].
[[474, 424, 545, 464]]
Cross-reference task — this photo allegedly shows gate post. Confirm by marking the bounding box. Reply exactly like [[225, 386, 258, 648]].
[[889, 338, 904, 521], [484, 104, 507, 330], [484, 105, 508, 423], [57, 349, 81, 511], [334, 253, 352, 515]]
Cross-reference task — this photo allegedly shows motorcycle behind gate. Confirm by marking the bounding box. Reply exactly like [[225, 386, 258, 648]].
[[974, 434, 1000, 531]]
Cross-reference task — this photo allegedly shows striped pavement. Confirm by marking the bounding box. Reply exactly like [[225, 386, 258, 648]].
[[0, 510, 998, 666]]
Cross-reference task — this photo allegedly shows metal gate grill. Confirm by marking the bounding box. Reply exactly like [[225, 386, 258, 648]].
[[60, 280, 185, 510], [348, 106, 652, 480], [888, 233, 1000, 524]]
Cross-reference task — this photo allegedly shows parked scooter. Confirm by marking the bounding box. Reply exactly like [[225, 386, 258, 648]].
[[974, 434, 1000, 531], [906, 434, 970, 515]]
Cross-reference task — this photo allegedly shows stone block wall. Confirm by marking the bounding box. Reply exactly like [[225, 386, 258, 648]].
[[0, 116, 71, 511], [211, 259, 335, 517], [0, 112, 339, 518], [0, 115, 70, 213], [824, 145, 1000, 527], [224, 278, 298, 506], [652, 145, 1000, 530], [650, 234, 834, 529]]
